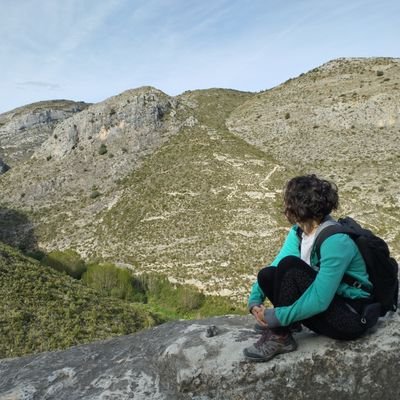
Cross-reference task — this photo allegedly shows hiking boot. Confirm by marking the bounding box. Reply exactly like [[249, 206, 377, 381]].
[[253, 323, 270, 334], [243, 331, 297, 362], [254, 322, 302, 334]]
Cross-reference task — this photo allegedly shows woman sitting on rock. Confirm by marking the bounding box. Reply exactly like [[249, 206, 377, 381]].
[[244, 174, 373, 362]]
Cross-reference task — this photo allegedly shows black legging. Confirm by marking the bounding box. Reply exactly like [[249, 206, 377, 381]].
[[258, 255, 369, 340]]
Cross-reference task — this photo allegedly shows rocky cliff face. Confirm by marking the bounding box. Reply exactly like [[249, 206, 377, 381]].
[[1, 313, 399, 399], [1, 87, 186, 207], [0, 100, 89, 165], [0, 87, 188, 254], [34, 87, 179, 161]]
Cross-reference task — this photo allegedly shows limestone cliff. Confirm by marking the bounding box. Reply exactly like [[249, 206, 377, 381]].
[[0, 100, 89, 164], [34, 87, 178, 161]]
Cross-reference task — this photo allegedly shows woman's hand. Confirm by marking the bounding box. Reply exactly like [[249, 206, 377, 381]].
[[251, 305, 268, 327]]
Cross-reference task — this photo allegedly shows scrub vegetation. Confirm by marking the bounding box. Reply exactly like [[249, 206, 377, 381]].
[[0, 244, 245, 359]]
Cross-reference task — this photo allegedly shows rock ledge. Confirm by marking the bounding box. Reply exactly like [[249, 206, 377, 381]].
[[0, 313, 399, 400]]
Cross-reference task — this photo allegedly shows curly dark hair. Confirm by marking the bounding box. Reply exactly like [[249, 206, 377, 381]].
[[283, 174, 339, 224]]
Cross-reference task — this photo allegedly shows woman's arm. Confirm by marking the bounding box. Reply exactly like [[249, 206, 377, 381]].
[[270, 226, 301, 266], [247, 281, 266, 311], [247, 226, 301, 310]]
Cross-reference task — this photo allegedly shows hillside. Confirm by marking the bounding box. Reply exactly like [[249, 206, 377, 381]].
[[227, 57, 400, 256], [0, 241, 163, 359], [94, 89, 289, 298], [227, 57, 400, 188], [0, 57, 399, 303]]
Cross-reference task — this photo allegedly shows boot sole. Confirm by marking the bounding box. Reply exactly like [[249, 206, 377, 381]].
[[243, 343, 298, 362]]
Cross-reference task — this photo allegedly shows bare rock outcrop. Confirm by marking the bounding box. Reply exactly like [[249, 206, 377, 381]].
[[0, 100, 89, 164], [1, 313, 399, 399], [34, 86, 179, 160], [0, 87, 184, 208]]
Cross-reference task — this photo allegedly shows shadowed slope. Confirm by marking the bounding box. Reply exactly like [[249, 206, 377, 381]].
[[0, 242, 163, 359]]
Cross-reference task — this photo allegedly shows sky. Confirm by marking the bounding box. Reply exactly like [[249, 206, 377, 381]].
[[0, 0, 399, 113]]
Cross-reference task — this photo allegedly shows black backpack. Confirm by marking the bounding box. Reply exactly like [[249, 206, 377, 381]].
[[313, 216, 399, 317]]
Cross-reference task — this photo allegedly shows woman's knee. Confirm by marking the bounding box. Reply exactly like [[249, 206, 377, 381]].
[[277, 255, 305, 270], [257, 266, 276, 300], [277, 256, 316, 281], [257, 266, 275, 282]]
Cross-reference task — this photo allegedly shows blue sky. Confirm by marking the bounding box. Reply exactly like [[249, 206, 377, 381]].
[[0, 0, 399, 113]]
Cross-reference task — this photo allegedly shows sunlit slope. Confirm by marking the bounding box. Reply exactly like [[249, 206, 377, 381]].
[[227, 58, 400, 257], [92, 90, 294, 300]]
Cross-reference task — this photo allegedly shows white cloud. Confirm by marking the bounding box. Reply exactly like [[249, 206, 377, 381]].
[[16, 81, 60, 90]]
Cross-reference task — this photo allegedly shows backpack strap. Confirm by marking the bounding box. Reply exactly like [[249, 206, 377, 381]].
[[313, 224, 350, 262], [313, 225, 372, 293], [296, 216, 337, 250], [295, 225, 303, 251], [295, 225, 303, 239]]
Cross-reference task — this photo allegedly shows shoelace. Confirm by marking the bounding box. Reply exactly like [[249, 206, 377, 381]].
[[255, 330, 291, 348], [255, 329, 272, 347]]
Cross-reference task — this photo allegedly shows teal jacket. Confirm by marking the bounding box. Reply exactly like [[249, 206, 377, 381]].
[[248, 224, 372, 327]]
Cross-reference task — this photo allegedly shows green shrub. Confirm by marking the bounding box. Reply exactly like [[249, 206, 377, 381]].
[[41, 249, 86, 279], [90, 190, 101, 199], [198, 295, 245, 316], [24, 249, 46, 261], [176, 286, 205, 312], [138, 273, 246, 317], [82, 263, 144, 301], [284, 112, 290, 119], [98, 143, 108, 155], [139, 274, 206, 314], [376, 70, 384, 77]]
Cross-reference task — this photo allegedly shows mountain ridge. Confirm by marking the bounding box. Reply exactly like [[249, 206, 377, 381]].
[[0, 57, 399, 302]]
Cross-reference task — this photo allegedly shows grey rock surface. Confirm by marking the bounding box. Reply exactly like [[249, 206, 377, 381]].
[[1, 313, 399, 400], [33, 87, 178, 161], [0, 100, 89, 164]]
